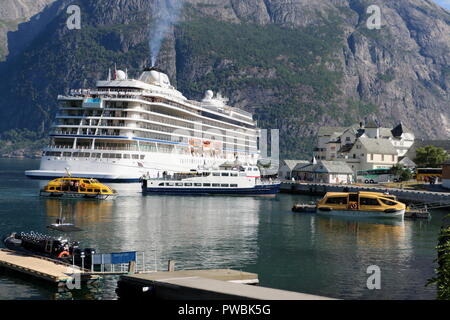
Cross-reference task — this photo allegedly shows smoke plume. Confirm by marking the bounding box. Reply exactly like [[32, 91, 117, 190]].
[[149, 0, 184, 67]]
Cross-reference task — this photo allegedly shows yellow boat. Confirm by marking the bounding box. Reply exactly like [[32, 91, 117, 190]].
[[40, 177, 117, 200], [316, 191, 405, 219]]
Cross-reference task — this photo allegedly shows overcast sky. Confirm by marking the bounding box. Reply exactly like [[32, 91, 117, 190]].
[[433, 0, 450, 9]]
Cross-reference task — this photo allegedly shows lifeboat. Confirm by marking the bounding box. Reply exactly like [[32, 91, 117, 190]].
[[40, 177, 117, 200], [316, 191, 405, 219]]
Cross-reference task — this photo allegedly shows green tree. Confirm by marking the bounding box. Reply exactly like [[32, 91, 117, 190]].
[[428, 222, 450, 300], [414, 145, 449, 168], [389, 164, 404, 176]]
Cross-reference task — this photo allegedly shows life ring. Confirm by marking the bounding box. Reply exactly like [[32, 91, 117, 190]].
[[58, 251, 70, 258], [350, 203, 358, 210]]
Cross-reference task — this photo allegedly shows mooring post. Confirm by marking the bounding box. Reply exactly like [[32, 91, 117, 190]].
[[168, 260, 176, 272], [128, 261, 136, 274]]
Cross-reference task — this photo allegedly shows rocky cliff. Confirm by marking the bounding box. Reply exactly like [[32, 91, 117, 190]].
[[0, 0, 448, 158], [0, 0, 56, 59]]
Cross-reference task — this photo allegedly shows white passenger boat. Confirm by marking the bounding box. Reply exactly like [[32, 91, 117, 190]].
[[25, 67, 261, 182], [141, 165, 280, 196]]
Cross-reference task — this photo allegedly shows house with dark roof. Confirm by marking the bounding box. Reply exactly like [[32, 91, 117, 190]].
[[278, 160, 310, 179], [292, 160, 354, 184], [314, 121, 415, 161]]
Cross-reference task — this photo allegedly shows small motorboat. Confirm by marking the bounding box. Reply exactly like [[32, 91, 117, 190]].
[[40, 177, 117, 200], [3, 231, 96, 267], [316, 191, 406, 219]]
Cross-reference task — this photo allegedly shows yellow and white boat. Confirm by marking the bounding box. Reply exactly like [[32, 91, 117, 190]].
[[40, 177, 117, 200], [316, 191, 405, 219]]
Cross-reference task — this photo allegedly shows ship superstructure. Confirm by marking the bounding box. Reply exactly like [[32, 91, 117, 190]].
[[26, 68, 260, 182]]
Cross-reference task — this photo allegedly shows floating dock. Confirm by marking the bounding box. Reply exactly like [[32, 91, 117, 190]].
[[0, 249, 100, 286], [116, 269, 334, 300], [282, 182, 450, 204]]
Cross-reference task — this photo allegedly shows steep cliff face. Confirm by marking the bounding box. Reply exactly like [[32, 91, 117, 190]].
[[0, 0, 448, 158], [0, 0, 56, 59]]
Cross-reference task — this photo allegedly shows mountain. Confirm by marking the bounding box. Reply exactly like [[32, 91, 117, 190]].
[[0, 0, 56, 60], [0, 0, 449, 159]]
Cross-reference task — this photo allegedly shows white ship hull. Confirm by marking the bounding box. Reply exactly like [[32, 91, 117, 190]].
[[26, 151, 257, 182]]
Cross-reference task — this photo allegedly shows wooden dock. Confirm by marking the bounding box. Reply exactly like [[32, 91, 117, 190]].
[[116, 269, 334, 300], [0, 249, 100, 286]]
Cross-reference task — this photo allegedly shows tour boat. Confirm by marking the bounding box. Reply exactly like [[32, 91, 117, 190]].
[[141, 165, 280, 196], [40, 177, 117, 200], [316, 191, 406, 219]]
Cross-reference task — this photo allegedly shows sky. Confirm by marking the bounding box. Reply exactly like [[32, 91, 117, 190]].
[[433, 0, 450, 9]]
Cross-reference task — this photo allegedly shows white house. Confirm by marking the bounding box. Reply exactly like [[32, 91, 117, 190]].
[[345, 137, 398, 173]]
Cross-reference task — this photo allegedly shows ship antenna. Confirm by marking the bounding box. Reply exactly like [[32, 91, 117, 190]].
[[108, 68, 111, 81]]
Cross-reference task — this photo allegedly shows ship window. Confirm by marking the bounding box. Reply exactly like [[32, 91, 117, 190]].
[[194, 183, 202, 187], [379, 198, 396, 206], [94, 189, 100, 193], [140, 155, 145, 160], [87, 189, 93, 192], [360, 197, 380, 206], [132, 155, 139, 159], [203, 183, 211, 187], [221, 173, 229, 177], [83, 180, 90, 184], [349, 194, 358, 202], [184, 183, 192, 186], [230, 184, 238, 187], [231, 173, 238, 177], [239, 173, 246, 176], [49, 187, 55, 191], [102, 189, 107, 193], [325, 197, 348, 205], [176, 183, 183, 186], [166, 183, 174, 186], [91, 153, 101, 158], [212, 184, 220, 187], [123, 154, 131, 159], [253, 168, 258, 171], [213, 173, 220, 176], [221, 184, 229, 187], [80, 188, 86, 192], [63, 152, 71, 157], [158, 183, 164, 186]]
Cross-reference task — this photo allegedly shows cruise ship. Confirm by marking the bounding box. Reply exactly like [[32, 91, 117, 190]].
[[25, 67, 260, 182]]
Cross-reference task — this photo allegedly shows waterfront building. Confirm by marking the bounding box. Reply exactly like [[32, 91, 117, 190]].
[[343, 137, 398, 173], [292, 160, 353, 184], [314, 121, 415, 161], [278, 160, 309, 180]]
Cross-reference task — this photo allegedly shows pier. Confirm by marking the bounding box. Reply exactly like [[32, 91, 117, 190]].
[[116, 269, 334, 300], [281, 181, 450, 204], [0, 249, 100, 286]]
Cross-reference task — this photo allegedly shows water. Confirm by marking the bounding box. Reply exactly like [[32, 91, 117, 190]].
[[0, 158, 447, 300]]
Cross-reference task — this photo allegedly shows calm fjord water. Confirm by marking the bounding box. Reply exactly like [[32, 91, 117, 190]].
[[0, 159, 446, 300]]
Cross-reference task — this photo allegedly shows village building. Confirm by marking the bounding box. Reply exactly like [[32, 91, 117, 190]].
[[314, 121, 415, 162], [343, 137, 398, 172], [278, 160, 309, 180], [292, 159, 354, 184]]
